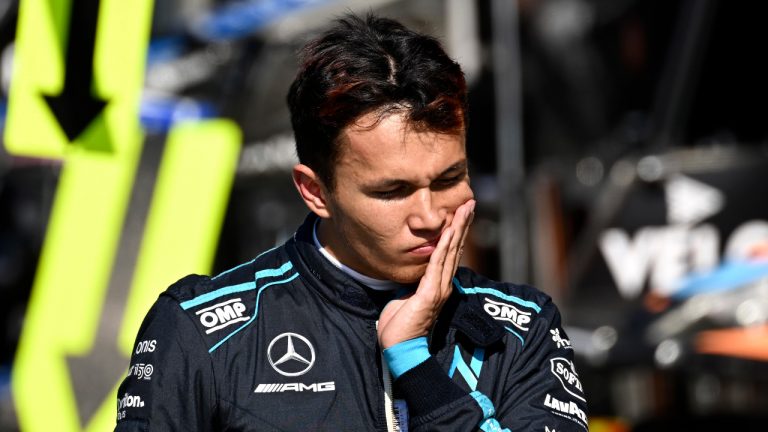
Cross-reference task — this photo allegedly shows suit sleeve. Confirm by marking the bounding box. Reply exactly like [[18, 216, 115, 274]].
[[492, 301, 589, 431], [401, 300, 588, 432], [114, 295, 217, 431]]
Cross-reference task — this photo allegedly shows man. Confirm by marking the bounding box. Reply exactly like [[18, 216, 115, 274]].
[[115, 14, 588, 431]]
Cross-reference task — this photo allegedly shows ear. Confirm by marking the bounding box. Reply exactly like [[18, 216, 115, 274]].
[[292, 164, 332, 218]]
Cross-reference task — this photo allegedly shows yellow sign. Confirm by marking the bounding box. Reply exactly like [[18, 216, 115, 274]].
[[5, 0, 153, 430], [4, 0, 243, 430]]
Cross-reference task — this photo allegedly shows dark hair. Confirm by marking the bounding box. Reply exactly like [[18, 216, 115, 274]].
[[287, 14, 467, 189]]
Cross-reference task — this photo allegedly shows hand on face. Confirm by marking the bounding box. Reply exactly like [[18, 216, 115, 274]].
[[377, 199, 475, 349]]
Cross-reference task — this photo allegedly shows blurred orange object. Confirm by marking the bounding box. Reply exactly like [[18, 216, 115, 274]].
[[589, 417, 630, 432], [696, 325, 768, 361], [748, 241, 768, 260]]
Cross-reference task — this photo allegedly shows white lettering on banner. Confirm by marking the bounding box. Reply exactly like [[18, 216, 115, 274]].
[[600, 221, 768, 299], [195, 298, 250, 334], [598, 176, 768, 299], [545, 427, 557, 432], [550, 358, 585, 401], [665, 175, 724, 225], [726, 221, 768, 259], [600, 224, 721, 298], [544, 393, 587, 430], [483, 298, 532, 331], [135, 339, 156, 354], [253, 381, 336, 393]]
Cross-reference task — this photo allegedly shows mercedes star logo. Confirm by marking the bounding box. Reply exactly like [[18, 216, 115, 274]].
[[267, 332, 316, 376]]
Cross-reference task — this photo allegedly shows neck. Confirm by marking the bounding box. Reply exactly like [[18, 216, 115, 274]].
[[313, 218, 402, 291]]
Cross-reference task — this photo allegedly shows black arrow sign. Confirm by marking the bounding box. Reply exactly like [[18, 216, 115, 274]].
[[65, 135, 166, 427], [43, 0, 108, 145]]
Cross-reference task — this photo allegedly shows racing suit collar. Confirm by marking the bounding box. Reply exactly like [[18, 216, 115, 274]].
[[286, 213, 506, 345], [286, 212, 398, 319]]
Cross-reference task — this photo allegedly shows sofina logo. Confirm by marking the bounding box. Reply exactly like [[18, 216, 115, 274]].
[[267, 333, 316, 377], [550, 358, 585, 401]]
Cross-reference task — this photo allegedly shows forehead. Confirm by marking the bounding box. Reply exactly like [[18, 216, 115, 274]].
[[336, 112, 466, 182]]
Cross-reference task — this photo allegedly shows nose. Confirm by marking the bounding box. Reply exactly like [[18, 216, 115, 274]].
[[408, 188, 446, 234]]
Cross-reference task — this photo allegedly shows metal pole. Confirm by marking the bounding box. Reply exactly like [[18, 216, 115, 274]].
[[650, 0, 717, 149], [491, 0, 527, 282]]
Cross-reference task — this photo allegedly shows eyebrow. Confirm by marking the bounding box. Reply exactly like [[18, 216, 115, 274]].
[[365, 160, 467, 189]]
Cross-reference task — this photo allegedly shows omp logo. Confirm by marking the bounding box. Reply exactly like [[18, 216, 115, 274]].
[[550, 328, 572, 349], [254, 382, 335, 393], [118, 393, 145, 409], [483, 298, 532, 331], [545, 427, 557, 432], [550, 357, 585, 401], [195, 298, 250, 334], [129, 363, 154, 380], [135, 339, 156, 354], [544, 394, 587, 429]]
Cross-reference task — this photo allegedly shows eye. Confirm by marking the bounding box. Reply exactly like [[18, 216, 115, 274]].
[[372, 186, 409, 200], [432, 173, 465, 190]]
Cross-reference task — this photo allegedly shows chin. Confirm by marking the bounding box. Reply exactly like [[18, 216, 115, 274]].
[[387, 263, 428, 284]]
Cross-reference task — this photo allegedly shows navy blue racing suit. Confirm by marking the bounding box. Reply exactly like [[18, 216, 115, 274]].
[[115, 213, 588, 431]]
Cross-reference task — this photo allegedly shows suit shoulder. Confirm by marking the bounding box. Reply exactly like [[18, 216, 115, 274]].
[[155, 246, 294, 349], [161, 245, 291, 304], [454, 267, 552, 314]]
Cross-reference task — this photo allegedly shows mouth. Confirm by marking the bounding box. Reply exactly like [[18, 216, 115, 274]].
[[407, 236, 442, 256]]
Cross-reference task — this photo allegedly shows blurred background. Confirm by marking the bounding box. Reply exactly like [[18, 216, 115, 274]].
[[1, 0, 768, 430]]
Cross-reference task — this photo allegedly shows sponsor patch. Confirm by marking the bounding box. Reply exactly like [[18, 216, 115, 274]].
[[483, 298, 533, 331], [253, 382, 335, 393], [543, 393, 587, 431], [254, 333, 334, 395], [116, 392, 145, 421], [550, 357, 585, 401], [129, 363, 154, 380], [195, 298, 250, 334], [267, 332, 315, 377], [550, 328, 572, 350], [118, 392, 145, 409], [135, 339, 156, 354]]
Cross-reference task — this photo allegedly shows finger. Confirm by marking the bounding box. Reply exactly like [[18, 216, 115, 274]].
[[453, 200, 476, 273], [437, 233, 461, 301], [458, 200, 476, 253], [450, 200, 474, 251], [417, 227, 453, 298], [442, 201, 474, 289]]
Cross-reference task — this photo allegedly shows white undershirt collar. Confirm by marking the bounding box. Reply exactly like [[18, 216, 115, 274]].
[[313, 219, 403, 292]]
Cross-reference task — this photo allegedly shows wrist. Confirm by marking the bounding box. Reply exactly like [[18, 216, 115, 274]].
[[383, 336, 430, 379]]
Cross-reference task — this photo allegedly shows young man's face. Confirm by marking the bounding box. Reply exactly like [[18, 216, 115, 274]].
[[318, 111, 474, 283]]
